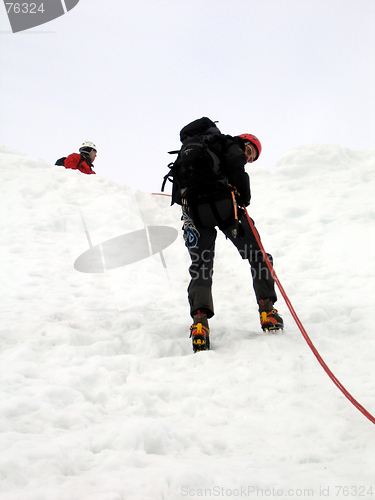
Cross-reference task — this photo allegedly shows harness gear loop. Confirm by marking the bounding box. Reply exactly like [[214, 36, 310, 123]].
[[228, 184, 239, 238]]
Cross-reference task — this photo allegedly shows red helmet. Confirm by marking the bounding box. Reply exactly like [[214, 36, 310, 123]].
[[238, 134, 262, 160]]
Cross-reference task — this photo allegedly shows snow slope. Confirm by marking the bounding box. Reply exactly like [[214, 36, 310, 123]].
[[0, 145, 374, 500]]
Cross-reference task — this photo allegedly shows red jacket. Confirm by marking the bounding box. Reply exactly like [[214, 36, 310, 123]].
[[65, 153, 96, 175]]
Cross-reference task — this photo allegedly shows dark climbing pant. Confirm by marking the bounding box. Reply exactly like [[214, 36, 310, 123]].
[[187, 197, 277, 319]]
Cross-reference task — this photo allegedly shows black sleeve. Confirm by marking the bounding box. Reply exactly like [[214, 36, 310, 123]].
[[220, 136, 251, 206]]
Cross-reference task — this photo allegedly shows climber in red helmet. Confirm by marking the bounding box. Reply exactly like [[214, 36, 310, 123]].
[[164, 118, 283, 352]]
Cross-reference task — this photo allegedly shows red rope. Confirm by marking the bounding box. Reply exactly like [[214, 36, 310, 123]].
[[243, 204, 375, 425]]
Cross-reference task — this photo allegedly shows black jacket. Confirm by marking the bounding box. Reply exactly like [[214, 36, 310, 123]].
[[215, 135, 251, 206]]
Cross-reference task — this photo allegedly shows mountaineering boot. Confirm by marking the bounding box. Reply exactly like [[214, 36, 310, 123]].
[[258, 299, 284, 331], [190, 310, 210, 352]]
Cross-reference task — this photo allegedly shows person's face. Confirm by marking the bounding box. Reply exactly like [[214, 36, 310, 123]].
[[245, 143, 258, 163], [90, 150, 97, 162]]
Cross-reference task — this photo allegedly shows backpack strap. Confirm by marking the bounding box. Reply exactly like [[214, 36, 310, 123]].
[[161, 171, 173, 192], [161, 162, 183, 206], [77, 154, 93, 172]]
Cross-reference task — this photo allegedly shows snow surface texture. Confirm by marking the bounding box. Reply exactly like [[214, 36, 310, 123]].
[[0, 145, 374, 499]]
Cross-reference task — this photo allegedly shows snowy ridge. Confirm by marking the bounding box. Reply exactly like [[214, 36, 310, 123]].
[[0, 145, 374, 499]]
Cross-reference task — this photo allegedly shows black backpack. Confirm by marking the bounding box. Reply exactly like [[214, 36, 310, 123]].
[[161, 117, 228, 205], [55, 157, 67, 166]]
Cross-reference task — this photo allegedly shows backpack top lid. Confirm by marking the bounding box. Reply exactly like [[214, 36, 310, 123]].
[[180, 117, 221, 142]]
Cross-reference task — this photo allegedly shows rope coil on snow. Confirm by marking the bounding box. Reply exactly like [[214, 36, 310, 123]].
[[243, 204, 375, 425]]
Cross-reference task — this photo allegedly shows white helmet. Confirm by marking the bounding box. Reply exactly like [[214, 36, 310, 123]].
[[79, 141, 97, 152]]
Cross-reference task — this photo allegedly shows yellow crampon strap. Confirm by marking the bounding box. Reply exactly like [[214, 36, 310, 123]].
[[261, 311, 268, 323], [190, 323, 209, 335]]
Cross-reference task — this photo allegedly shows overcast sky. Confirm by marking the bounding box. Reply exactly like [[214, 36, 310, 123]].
[[1, 0, 374, 192]]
